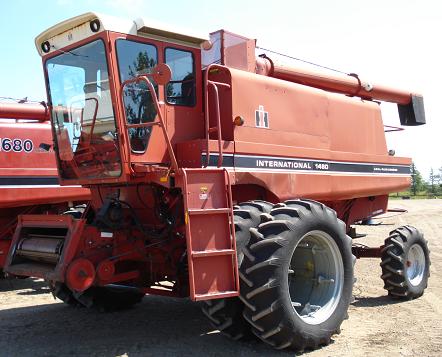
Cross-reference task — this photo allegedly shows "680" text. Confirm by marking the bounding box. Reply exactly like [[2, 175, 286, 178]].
[[0, 138, 33, 153]]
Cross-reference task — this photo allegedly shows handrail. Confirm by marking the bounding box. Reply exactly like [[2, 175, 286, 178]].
[[180, 168, 196, 296], [125, 122, 160, 129], [208, 82, 223, 167], [204, 64, 231, 168], [224, 167, 240, 292], [69, 97, 99, 146], [120, 75, 178, 172]]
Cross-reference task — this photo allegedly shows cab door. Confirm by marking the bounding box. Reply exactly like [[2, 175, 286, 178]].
[[111, 33, 168, 165], [163, 43, 204, 146]]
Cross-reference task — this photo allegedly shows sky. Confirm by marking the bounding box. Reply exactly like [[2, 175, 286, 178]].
[[0, 0, 440, 177]]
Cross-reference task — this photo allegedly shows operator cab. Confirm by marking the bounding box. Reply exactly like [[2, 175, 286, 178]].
[[37, 13, 207, 185]]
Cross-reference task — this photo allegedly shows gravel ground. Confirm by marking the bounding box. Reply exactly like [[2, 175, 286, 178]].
[[0, 199, 441, 357]]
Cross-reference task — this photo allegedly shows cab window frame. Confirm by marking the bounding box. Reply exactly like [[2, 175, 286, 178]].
[[115, 38, 159, 154], [164, 46, 196, 107], [115, 38, 159, 83]]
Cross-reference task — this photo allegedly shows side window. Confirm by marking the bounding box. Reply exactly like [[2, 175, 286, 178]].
[[116, 39, 158, 153], [165, 48, 195, 106]]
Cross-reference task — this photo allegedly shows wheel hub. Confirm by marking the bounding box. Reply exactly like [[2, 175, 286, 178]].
[[288, 231, 344, 325], [406, 243, 426, 286]]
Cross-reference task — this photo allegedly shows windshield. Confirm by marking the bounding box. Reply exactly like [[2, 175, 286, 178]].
[[46, 39, 121, 180]]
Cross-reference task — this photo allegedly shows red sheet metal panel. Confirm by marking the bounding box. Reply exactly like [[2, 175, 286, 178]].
[[0, 120, 90, 208]]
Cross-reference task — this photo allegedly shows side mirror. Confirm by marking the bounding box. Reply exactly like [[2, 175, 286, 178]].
[[151, 63, 172, 85]]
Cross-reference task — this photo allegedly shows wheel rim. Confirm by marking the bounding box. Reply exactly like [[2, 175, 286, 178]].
[[288, 230, 344, 325], [406, 244, 426, 286]]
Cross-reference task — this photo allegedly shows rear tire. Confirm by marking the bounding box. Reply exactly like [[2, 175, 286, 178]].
[[381, 225, 430, 299], [240, 199, 354, 351], [201, 200, 273, 340]]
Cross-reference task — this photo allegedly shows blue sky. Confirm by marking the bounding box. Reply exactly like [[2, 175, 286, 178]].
[[1, 0, 440, 177]]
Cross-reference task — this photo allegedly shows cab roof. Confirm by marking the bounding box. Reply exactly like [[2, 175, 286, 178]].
[[35, 12, 209, 56]]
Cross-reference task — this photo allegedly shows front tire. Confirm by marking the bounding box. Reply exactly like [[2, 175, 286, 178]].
[[201, 201, 273, 340], [240, 199, 354, 351], [381, 225, 430, 299], [50, 282, 144, 311], [74, 285, 145, 312], [50, 282, 83, 307]]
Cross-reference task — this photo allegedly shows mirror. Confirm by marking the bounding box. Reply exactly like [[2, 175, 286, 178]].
[[151, 63, 172, 85]]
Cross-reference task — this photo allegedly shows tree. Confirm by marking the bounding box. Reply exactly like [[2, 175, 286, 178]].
[[127, 51, 157, 124], [436, 166, 442, 195], [122, 51, 158, 151], [410, 162, 424, 195], [428, 168, 437, 196]]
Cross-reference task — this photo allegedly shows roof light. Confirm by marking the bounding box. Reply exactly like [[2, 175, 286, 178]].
[[90, 19, 100, 32], [41, 41, 51, 53]]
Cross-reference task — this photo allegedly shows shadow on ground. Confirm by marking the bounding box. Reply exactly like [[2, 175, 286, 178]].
[[0, 277, 47, 293], [0, 295, 297, 357], [352, 295, 404, 308]]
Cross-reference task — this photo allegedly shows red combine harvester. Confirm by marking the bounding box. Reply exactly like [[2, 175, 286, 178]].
[[4, 13, 430, 351], [0, 101, 90, 278]]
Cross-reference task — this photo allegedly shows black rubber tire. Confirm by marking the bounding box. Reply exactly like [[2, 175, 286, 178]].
[[50, 282, 83, 307], [381, 225, 430, 299], [73, 285, 145, 312], [201, 200, 273, 340], [240, 199, 354, 351]]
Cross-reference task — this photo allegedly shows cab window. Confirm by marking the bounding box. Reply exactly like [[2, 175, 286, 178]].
[[116, 39, 158, 153], [165, 48, 195, 106]]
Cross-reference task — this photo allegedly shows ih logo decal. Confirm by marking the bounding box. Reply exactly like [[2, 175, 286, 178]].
[[255, 105, 269, 128]]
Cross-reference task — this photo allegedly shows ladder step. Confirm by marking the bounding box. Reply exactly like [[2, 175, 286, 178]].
[[192, 249, 235, 258], [188, 208, 230, 215], [182, 167, 239, 301], [208, 127, 218, 133], [194, 291, 239, 301]]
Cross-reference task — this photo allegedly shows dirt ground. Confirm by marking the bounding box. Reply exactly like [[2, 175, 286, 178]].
[[0, 199, 441, 357]]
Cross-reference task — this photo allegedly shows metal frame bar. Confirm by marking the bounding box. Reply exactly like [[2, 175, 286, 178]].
[[384, 125, 405, 133], [352, 245, 384, 259]]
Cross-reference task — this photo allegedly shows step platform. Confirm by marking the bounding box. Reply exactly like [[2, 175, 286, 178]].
[[181, 168, 239, 301]]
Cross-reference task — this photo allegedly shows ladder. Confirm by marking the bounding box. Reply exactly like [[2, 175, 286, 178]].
[[181, 168, 239, 301]]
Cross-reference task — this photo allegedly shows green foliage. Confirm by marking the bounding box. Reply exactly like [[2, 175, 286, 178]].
[[437, 166, 442, 193], [411, 162, 425, 195], [392, 163, 442, 199], [429, 168, 437, 195]]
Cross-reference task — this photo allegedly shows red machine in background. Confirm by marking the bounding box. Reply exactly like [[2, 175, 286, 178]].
[[2, 13, 430, 352], [0, 101, 90, 276]]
